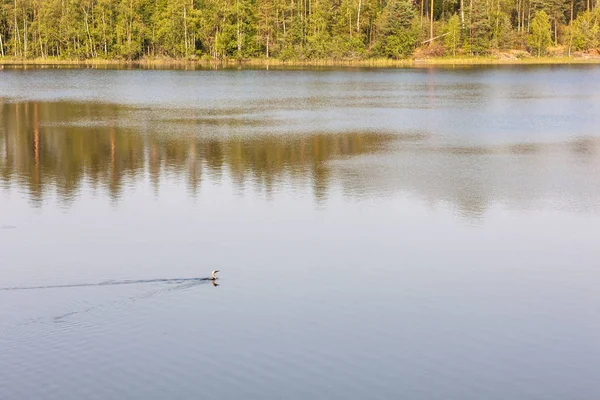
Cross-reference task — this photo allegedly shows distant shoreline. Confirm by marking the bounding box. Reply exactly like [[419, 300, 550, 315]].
[[2, 56, 600, 69]]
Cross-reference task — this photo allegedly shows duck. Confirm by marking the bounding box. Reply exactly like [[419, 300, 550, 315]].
[[210, 270, 219, 281]]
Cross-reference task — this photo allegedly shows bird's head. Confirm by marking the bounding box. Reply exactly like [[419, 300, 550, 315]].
[[211, 270, 220, 279]]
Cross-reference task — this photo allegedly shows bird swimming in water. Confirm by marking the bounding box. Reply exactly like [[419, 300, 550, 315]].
[[0, 271, 222, 291]]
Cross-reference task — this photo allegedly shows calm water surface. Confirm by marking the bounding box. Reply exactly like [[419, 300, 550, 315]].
[[1, 66, 600, 399]]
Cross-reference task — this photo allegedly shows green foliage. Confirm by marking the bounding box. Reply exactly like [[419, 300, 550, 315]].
[[569, 11, 599, 51], [306, 32, 334, 59], [0, 0, 595, 60], [528, 10, 552, 56], [278, 44, 298, 61], [490, 11, 512, 49], [374, 0, 418, 59], [444, 14, 461, 56], [469, 0, 491, 55]]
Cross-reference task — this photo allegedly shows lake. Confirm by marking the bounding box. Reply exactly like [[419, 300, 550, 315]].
[[1, 65, 600, 400]]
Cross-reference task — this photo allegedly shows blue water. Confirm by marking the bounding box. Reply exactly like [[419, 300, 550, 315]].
[[1, 66, 600, 400]]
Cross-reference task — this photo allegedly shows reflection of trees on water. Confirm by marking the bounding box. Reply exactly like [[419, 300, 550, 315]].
[[0, 101, 395, 205], [2, 100, 599, 217]]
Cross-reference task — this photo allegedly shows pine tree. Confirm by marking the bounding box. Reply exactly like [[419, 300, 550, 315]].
[[374, 0, 418, 58], [469, 0, 491, 55]]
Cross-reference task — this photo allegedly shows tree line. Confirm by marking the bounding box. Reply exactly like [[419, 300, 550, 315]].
[[0, 0, 599, 60]]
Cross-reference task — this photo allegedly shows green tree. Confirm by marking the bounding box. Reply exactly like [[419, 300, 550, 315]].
[[114, 0, 146, 59], [374, 0, 418, 58], [489, 10, 512, 49], [569, 10, 599, 51], [469, 0, 491, 55], [0, 0, 596, 61], [444, 14, 461, 55], [529, 10, 552, 56]]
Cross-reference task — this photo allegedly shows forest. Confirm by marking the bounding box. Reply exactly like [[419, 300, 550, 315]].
[[0, 0, 599, 61]]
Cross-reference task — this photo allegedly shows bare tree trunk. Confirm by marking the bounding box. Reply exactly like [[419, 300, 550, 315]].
[[0, 34, 4, 57], [521, 0, 525, 32], [516, 0, 520, 32], [236, 0, 241, 56], [14, 0, 20, 57], [60, 0, 64, 56], [102, 12, 108, 56], [153, 0, 158, 56], [357, 0, 362, 32], [24, 15, 28, 57], [460, 0, 465, 27], [184, 5, 189, 57], [37, 4, 44, 58], [516, 0, 519, 31], [430, 0, 434, 42], [190, 0, 195, 54], [520, 0, 523, 32], [83, 7, 94, 58], [469, 0, 473, 55]]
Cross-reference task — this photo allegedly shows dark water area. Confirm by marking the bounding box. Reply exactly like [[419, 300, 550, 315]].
[[1, 66, 600, 399]]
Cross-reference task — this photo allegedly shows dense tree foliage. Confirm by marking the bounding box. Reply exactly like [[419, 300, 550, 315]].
[[0, 0, 599, 60], [529, 10, 552, 55]]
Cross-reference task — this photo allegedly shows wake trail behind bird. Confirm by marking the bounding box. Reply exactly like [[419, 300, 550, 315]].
[[0, 277, 214, 292]]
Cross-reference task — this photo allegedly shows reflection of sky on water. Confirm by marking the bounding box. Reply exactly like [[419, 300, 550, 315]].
[[1, 68, 600, 400]]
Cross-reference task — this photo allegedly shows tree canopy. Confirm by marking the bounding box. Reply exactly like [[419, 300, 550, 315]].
[[0, 0, 599, 60]]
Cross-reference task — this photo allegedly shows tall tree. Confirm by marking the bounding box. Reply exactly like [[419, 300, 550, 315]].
[[529, 9, 552, 55], [374, 0, 418, 58], [444, 13, 461, 54]]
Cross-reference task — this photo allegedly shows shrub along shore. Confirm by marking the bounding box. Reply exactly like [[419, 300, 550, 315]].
[[1, 54, 600, 68]]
